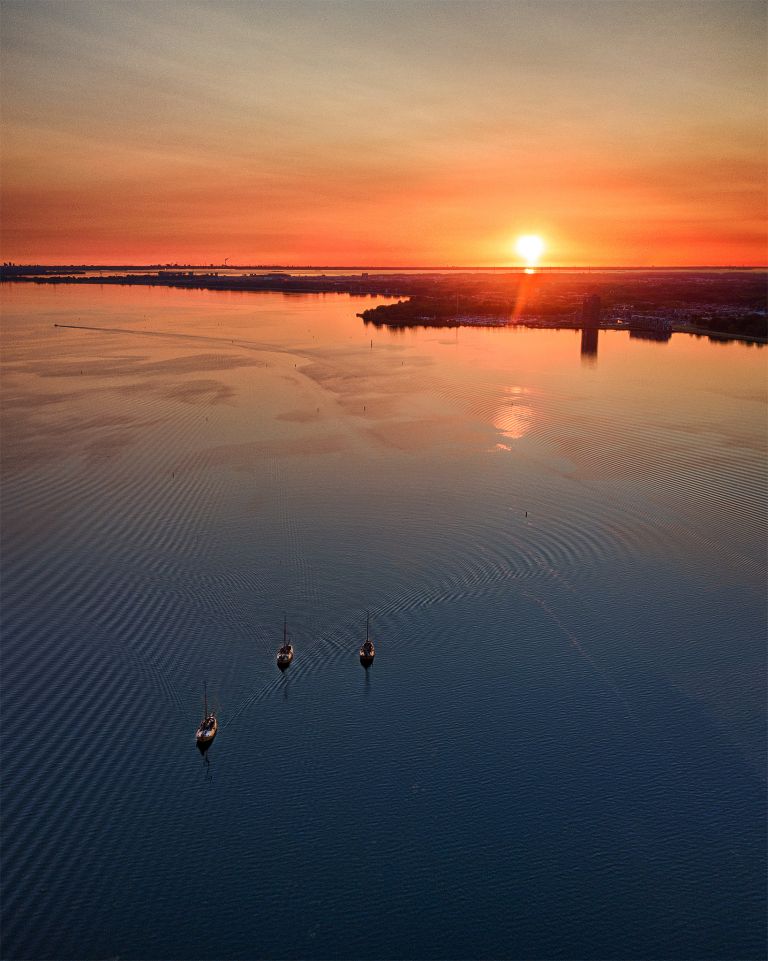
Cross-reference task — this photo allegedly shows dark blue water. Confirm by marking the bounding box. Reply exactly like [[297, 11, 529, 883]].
[[2, 283, 765, 959]]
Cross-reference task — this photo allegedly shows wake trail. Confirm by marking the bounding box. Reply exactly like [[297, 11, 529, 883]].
[[516, 584, 638, 726], [221, 673, 285, 730], [53, 322, 305, 359]]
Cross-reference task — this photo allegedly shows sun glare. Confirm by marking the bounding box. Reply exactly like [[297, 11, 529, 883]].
[[515, 234, 545, 267]]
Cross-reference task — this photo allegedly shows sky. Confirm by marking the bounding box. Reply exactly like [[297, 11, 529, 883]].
[[1, 0, 766, 266]]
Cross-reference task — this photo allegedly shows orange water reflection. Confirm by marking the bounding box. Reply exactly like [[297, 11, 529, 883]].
[[2, 281, 765, 478]]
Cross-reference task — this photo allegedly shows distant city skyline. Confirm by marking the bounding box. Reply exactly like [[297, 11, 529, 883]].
[[1, 0, 766, 266]]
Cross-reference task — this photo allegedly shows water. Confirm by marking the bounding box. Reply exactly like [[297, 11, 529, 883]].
[[1, 282, 765, 960]]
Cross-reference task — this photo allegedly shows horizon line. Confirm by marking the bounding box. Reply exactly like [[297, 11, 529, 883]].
[[4, 262, 767, 271]]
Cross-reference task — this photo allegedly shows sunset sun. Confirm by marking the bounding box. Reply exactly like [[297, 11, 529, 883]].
[[515, 234, 545, 267]]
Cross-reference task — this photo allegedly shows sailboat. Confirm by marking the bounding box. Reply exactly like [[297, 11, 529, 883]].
[[359, 611, 375, 666], [195, 681, 217, 750], [277, 616, 294, 669]]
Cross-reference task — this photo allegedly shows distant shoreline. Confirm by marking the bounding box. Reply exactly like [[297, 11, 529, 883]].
[[2, 263, 767, 273], [4, 267, 765, 344]]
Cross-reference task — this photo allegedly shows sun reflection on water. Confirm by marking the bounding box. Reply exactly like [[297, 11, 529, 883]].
[[493, 387, 534, 442]]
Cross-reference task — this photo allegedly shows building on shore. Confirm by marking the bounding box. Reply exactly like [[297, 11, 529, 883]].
[[581, 294, 602, 327]]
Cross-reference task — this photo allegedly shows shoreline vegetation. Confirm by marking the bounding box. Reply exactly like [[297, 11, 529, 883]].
[[2, 265, 765, 343]]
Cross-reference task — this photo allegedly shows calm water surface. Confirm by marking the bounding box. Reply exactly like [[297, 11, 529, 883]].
[[1, 283, 766, 960]]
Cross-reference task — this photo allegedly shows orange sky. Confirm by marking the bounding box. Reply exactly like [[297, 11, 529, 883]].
[[1, 0, 766, 266]]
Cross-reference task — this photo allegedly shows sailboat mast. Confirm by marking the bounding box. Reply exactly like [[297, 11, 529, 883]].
[[366, 611, 370, 642], [284, 614, 287, 645], [204, 680, 208, 719]]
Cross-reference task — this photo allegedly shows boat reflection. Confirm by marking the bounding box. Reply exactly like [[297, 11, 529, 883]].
[[199, 745, 214, 783]]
